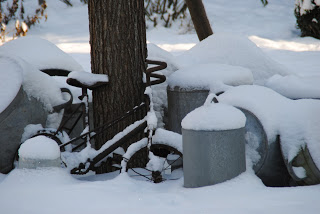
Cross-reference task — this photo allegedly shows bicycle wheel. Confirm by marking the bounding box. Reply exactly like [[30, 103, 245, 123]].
[[123, 140, 183, 183]]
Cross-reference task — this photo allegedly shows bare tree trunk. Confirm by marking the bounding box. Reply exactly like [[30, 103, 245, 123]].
[[185, 0, 213, 41], [88, 1, 147, 156]]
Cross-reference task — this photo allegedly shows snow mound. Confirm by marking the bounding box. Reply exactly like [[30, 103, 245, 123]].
[[0, 36, 84, 72], [266, 74, 320, 99], [182, 103, 246, 131], [218, 85, 320, 169], [0, 56, 23, 113], [167, 63, 253, 92], [0, 54, 66, 112], [177, 33, 289, 84], [19, 136, 60, 160], [147, 43, 180, 74]]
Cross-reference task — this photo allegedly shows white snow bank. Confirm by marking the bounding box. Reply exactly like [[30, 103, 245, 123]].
[[18, 56, 66, 112], [19, 136, 60, 160], [266, 74, 320, 99], [177, 33, 289, 84], [1, 168, 78, 188], [0, 54, 66, 112], [0, 36, 85, 72], [167, 63, 253, 93], [182, 103, 246, 131], [218, 85, 320, 169], [0, 56, 23, 113]]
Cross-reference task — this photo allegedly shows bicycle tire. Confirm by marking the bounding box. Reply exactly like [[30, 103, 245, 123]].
[[123, 141, 183, 183]]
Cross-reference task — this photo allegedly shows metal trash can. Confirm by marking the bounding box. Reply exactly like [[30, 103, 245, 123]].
[[0, 87, 49, 173], [182, 103, 246, 188], [166, 63, 253, 134], [167, 86, 209, 134]]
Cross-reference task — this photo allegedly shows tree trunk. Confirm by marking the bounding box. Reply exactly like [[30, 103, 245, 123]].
[[185, 0, 213, 41], [88, 1, 147, 155]]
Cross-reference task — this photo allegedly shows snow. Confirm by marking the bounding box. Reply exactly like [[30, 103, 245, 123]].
[[0, 56, 23, 113], [21, 58, 66, 112], [68, 71, 109, 85], [0, 36, 85, 72], [182, 103, 246, 131], [177, 33, 289, 84], [19, 136, 60, 160], [265, 74, 320, 99], [145, 87, 158, 130], [218, 85, 320, 168], [292, 166, 306, 179], [167, 63, 253, 92], [1, 0, 320, 213], [0, 53, 66, 112], [153, 128, 183, 153], [296, 0, 319, 15]]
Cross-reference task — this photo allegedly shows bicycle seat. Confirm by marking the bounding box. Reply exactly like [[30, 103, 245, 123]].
[[67, 71, 109, 90]]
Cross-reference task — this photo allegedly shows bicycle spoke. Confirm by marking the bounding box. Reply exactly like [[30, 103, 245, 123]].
[[129, 168, 153, 181], [161, 156, 182, 172]]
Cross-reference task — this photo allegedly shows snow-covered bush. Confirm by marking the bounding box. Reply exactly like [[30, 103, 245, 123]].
[[145, 0, 188, 28], [0, 0, 47, 41], [295, 0, 320, 39]]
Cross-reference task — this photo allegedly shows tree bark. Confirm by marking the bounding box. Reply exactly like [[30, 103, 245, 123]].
[[88, 1, 147, 154], [185, 0, 213, 41]]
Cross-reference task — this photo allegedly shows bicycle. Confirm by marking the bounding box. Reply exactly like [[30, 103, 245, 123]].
[[20, 59, 183, 183]]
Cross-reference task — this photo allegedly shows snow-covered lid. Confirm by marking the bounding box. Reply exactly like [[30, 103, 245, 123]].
[[177, 33, 288, 83], [0, 36, 84, 72], [266, 74, 320, 99], [167, 63, 253, 92], [19, 136, 61, 160], [0, 56, 23, 113], [181, 103, 246, 131]]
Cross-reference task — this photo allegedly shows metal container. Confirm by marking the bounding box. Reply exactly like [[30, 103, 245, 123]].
[[167, 86, 209, 134], [18, 156, 61, 169], [240, 108, 290, 187], [183, 128, 246, 188], [0, 87, 49, 173]]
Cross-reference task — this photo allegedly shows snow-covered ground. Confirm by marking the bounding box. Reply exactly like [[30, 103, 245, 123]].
[[1, 0, 320, 213]]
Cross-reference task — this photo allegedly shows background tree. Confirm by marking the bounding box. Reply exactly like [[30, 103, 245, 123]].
[[88, 1, 147, 172], [185, 0, 213, 41]]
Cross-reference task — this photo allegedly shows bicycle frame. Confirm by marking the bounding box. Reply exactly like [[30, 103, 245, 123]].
[[56, 59, 167, 175]]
